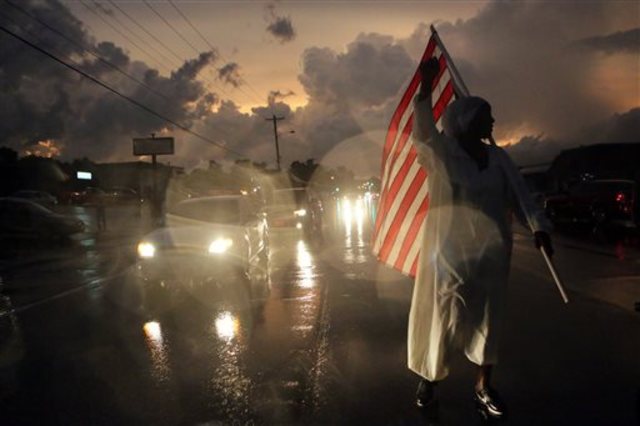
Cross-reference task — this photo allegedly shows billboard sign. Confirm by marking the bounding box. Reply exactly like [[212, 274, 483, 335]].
[[133, 137, 174, 156]]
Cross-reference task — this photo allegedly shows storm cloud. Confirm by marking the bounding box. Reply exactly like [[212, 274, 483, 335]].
[[265, 4, 296, 43], [1, 0, 637, 175], [574, 28, 640, 54], [217, 62, 242, 88], [0, 0, 221, 161]]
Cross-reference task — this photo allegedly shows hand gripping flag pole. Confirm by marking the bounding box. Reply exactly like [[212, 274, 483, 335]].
[[430, 26, 570, 304]]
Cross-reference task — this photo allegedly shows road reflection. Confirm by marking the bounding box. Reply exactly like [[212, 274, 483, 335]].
[[214, 311, 240, 341], [296, 240, 315, 289], [336, 195, 375, 265], [143, 321, 170, 383]]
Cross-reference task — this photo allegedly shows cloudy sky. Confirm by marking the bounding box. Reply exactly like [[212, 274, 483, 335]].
[[0, 0, 638, 175]]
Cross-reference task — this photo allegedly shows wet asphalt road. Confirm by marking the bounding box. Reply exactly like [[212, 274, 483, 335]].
[[0, 204, 639, 425]]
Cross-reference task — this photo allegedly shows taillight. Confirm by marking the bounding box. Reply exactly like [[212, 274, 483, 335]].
[[615, 191, 631, 214]]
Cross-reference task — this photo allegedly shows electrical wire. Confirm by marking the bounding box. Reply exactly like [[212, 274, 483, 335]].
[[142, 0, 201, 57], [102, 0, 235, 101], [0, 23, 246, 158], [89, 0, 179, 70], [143, 0, 265, 109], [2, 0, 169, 102], [79, 0, 173, 74], [106, 0, 184, 65], [166, 0, 267, 107], [21, 1, 251, 149]]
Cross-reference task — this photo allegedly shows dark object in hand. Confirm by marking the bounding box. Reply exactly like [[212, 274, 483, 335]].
[[420, 57, 440, 86], [534, 231, 554, 256]]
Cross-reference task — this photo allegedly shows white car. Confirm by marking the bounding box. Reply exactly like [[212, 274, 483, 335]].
[[135, 195, 270, 313]]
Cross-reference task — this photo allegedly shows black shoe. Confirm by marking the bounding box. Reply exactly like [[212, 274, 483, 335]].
[[474, 387, 507, 419], [416, 379, 437, 408]]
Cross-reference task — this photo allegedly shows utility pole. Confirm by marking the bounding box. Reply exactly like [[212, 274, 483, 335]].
[[150, 133, 158, 221], [266, 114, 285, 171]]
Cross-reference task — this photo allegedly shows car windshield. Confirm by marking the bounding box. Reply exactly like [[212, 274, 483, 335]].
[[169, 199, 240, 224]]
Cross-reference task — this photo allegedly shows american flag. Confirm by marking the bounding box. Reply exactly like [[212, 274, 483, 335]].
[[372, 31, 463, 277]]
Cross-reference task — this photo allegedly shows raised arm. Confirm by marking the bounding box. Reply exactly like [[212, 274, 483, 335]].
[[412, 57, 452, 176], [413, 58, 441, 145]]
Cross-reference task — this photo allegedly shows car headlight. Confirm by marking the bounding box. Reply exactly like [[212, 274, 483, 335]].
[[208, 238, 233, 254], [294, 208, 307, 217], [137, 242, 156, 258]]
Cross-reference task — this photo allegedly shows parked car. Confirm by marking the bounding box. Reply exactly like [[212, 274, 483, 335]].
[[11, 190, 58, 209], [106, 187, 142, 205], [135, 195, 270, 313], [0, 197, 85, 239], [545, 179, 638, 232], [60, 187, 108, 205], [266, 188, 322, 235]]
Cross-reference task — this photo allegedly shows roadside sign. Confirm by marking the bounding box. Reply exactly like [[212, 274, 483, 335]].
[[133, 137, 174, 156], [77, 171, 92, 180]]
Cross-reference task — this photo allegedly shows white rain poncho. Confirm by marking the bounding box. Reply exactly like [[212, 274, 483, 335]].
[[407, 95, 550, 381]]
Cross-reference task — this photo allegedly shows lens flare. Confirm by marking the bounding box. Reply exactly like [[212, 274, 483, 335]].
[[215, 311, 239, 340]]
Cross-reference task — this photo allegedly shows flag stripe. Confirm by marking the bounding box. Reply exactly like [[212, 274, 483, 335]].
[[373, 32, 459, 277], [377, 166, 426, 260], [375, 78, 453, 246], [374, 113, 414, 234], [393, 191, 429, 270], [374, 115, 416, 235], [385, 169, 427, 264], [381, 38, 437, 170]]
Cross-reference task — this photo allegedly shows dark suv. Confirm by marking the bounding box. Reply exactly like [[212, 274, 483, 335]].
[[545, 179, 638, 232]]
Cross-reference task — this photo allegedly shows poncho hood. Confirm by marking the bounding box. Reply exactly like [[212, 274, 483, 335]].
[[442, 96, 491, 139]]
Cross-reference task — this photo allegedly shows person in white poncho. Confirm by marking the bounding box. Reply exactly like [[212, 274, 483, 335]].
[[407, 58, 553, 419]]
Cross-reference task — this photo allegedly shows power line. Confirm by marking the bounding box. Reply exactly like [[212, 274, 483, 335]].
[[167, 0, 216, 53], [142, 0, 201, 57], [142, 0, 265, 109], [79, 0, 173, 74], [132, 0, 238, 102], [3, 0, 254, 152], [166, 0, 268, 109], [105, 0, 184, 65], [102, 0, 236, 102], [2, 0, 169, 102], [4, 2, 265, 159], [89, 0, 179, 70], [87, 1, 244, 110], [0, 23, 246, 158]]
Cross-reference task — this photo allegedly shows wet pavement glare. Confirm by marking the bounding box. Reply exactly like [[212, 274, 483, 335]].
[[0, 199, 395, 425]]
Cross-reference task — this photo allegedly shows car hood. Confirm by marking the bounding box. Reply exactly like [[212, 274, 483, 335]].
[[141, 224, 245, 250], [47, 213, 85, 234]]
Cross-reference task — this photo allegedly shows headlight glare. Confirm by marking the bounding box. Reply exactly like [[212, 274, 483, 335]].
[[208, 238, 233, 254], [294, 208, 307, 217], [137, 242, 156, 258]]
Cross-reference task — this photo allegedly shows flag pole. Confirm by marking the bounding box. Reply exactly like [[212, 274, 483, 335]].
[[430, 25, 470, 97], [429, 24, 570, 304]]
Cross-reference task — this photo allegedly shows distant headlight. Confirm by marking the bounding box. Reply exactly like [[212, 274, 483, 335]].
[[137, 242, 156, 258], [294, 208, 307, 217], [208, 238, 233, 254]]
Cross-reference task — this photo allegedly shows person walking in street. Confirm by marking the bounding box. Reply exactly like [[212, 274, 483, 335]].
[[96, 195, 107, 232], [407, 57, 554, 419]]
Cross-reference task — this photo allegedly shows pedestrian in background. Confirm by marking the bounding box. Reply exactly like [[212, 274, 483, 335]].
[[96, 195, 106, 232], [408, 58, 554, 419]]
